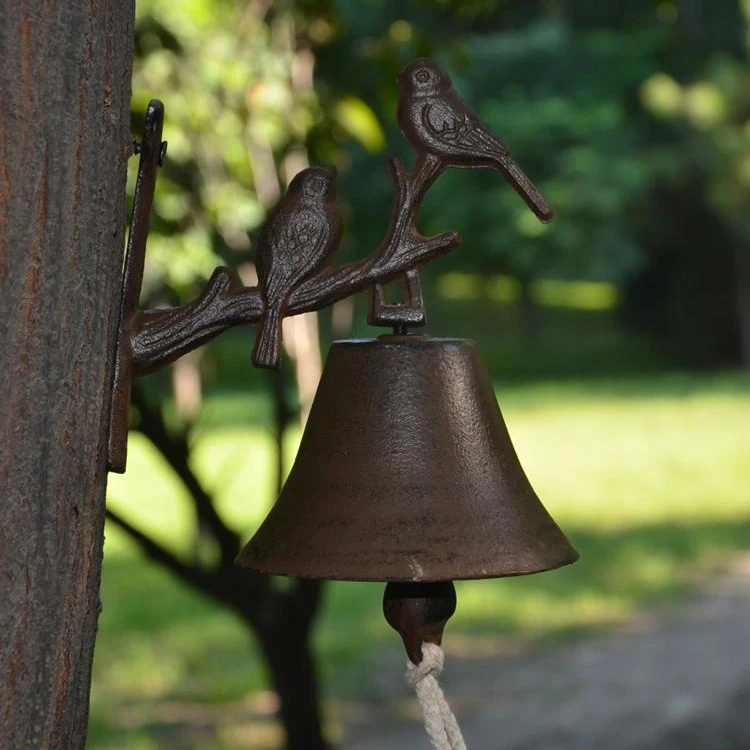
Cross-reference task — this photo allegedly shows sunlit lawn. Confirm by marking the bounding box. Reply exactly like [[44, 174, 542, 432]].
[[90, 365, 750, 749]]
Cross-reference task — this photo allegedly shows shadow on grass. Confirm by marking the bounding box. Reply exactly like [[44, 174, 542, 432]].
[[493, 370, 750, 407], [98, 514, 750, 674], [194, 366, 750, 433], [185, 292, 750, 432], [179, 299, 704, 432], [319, 516, 750, 685], [90, 515, 750, 747], [425, 298, 669, 382]]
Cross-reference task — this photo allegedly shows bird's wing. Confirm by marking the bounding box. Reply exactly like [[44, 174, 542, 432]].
[[423, 98, 509, 159], [264, 207, 329, 302]]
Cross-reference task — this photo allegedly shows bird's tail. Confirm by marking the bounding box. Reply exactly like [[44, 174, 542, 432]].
[[252, 307, 283, 369], [494, 155, 554, 223]]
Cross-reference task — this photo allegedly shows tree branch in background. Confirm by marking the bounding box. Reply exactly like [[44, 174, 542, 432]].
[[113, 379, 328, 749], [105, 507, 216, 596], [130, 383, 241, 568]]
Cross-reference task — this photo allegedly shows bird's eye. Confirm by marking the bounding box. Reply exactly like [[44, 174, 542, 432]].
[[415, 69, 430, 83]]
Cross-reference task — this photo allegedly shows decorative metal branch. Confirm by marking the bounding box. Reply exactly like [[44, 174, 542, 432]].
[[108, 58, 551, 472], [131, 153, 454, 376]]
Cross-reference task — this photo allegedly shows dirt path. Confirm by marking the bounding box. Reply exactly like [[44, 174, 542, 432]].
[[341, 553, 750, 749]]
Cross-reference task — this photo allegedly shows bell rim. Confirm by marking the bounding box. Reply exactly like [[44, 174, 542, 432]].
[[235, 545, 580, 583]]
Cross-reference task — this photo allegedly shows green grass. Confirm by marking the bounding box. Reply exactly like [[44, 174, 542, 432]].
[[89, 369, 750, 749]]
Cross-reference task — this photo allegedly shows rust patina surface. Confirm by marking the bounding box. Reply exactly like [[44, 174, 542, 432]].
[[109, 60, 575, 665], [236, 336, 578, 582], [108, 59, 552, 472]]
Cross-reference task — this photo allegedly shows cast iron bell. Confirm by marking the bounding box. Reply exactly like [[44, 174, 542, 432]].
[[233, 57, 580, 689], [236, 335, 578, 582]]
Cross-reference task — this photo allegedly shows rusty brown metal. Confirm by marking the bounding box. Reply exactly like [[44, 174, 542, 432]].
[[368, 267, 426, 333], [253, 167, 342, 369], [235, 336, 579, 581], [126, 149, 457, 381], [108, 100, 166, 472], [368, 58, 554, 333], [397, 58, 553, 222], [384, 582, 457, 665], [108, 59, 552, 472]]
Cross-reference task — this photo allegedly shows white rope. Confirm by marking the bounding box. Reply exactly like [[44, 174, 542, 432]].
[[405, 642, 468, 750]]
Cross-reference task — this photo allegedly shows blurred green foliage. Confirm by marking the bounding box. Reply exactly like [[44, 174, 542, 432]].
[[96, 366, 750, 748], [131, 0, 750, 366]]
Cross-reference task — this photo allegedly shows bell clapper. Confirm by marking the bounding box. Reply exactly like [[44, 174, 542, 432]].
[[383, 581, 457, 664], [384, 582, 468, 749]]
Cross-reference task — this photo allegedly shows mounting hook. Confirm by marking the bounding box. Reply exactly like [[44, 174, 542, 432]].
[[368, 268, 426, 335], [107, 99, 166, 472]]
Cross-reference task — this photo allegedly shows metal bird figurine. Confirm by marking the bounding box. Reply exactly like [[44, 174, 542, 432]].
[[253, 166, 342, 369], [397, 58, 553, 223]]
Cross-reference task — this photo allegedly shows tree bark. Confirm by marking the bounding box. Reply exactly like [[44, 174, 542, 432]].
[[0, 2, 134, 747], [256, 595, 329, 750], [263, 635, 328, 750]]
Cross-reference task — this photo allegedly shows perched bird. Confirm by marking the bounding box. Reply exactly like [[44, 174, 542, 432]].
[[397, 58, 553, 223], [253, 166, 342, 369]]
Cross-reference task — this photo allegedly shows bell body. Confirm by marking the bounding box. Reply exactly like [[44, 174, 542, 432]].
[[237, 336, 578, 582]]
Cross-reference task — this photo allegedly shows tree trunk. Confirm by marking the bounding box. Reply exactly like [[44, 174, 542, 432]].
[[0, 2, 133, 747], [258, 625, 329, 750]]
